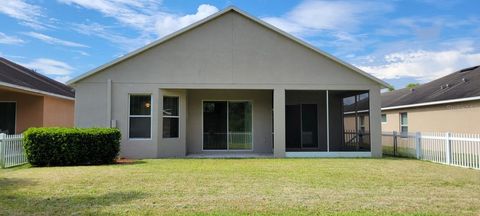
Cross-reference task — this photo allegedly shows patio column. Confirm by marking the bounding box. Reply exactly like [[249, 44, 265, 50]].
[[369, 87, 382, 157], [273, 88, 286, 157]]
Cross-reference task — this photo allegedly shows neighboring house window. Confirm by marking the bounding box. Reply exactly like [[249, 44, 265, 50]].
[[0, 102, 16, 134], [400, 112, 408, 134], [381, 114, 387, 123], [163, 96, 179, 138], [129, 95, 151, 139]]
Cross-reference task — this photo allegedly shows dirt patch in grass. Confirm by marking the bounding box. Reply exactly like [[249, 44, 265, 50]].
[[115, 157, 136, 165]]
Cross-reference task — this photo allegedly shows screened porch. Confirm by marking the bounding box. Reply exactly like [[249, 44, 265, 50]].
[[285, 90, 371, 154]]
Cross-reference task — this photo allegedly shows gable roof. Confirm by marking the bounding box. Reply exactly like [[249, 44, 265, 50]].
[[382, 65, 480, 110], [67, 6, 390, 88], [0, 57, 75, 100]]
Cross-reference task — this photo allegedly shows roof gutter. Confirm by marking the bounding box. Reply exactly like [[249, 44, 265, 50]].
[[0, 81, 75, 101], [382, 96, 480, 111]]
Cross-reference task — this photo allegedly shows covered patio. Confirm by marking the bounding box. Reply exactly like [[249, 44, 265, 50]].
[[152, 88, 376, 158]]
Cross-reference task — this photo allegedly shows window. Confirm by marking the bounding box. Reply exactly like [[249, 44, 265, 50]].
[[381, 114, 387, 123], [163, 96, 179, 138], [400, 112, 408, 134], [203, 101, 252, 150], [129, 95, 151, 139], [0, 102, 16, 134]]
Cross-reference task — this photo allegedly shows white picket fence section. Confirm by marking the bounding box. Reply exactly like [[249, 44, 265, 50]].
[[382, 131, 480, 169], [0, 133, 28, 168]]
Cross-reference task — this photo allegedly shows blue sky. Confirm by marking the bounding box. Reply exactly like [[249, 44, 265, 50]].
[[0, 0, 479, 89]]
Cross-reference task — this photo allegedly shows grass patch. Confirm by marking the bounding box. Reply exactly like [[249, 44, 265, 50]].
[[1, 158, 479, 215]]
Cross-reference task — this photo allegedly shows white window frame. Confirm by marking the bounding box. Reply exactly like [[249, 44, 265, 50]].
[[128, 94, 152, 140], [400, 112, 408, 134], [381, 114, 387, 124], [201, 100, 254, 151], [162, 96, 179, 139]]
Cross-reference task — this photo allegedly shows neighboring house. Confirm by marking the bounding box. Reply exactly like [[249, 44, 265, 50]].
[[68, 7, 388, 158], [0, 57, 75, 134], [343, 95, 371, 150], [382, 65, 480, 134]]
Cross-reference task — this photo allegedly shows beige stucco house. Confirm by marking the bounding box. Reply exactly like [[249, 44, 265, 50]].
[[0, 57, 75, 134], [381, 65, 480, 134], [68, 7, 389, 158]]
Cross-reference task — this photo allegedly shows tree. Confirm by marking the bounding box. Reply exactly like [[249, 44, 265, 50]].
[[406, 83, 420, 89], [387, 86, 395, 91]]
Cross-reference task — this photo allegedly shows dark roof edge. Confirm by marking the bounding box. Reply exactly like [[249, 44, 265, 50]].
[[382, 95, 480, 110], [0, 81, 75, 100]]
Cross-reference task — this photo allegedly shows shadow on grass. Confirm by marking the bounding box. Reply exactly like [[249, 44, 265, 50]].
[[0, 177, 148, 215]]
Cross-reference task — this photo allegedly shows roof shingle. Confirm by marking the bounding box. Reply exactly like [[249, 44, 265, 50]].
[[0, 57, 74, 98], [382, 65, 480, 108]]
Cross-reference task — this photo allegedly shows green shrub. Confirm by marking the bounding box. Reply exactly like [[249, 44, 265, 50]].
[[23, 128, 121, 166]]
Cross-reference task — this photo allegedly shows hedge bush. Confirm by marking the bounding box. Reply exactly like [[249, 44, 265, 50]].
[[23, 128, 121, 166]]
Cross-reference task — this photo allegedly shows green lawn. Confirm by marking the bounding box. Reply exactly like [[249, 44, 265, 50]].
[[1, 158, 479, 215]]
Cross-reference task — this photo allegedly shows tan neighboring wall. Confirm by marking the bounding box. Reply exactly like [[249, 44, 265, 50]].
[[344, 114, 370, 132], [0, 89, 44, 133], [43, 96, 74, 127], [0, 88, 75, 133], [382, 100, 480, 134]]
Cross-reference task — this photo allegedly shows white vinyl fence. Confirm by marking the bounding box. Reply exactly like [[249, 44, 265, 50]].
[[0, 133, 27, 168], [382, 131, 480, 169]]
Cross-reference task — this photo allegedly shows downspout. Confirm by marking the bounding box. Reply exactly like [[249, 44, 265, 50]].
[[106, 79, 112, 127]]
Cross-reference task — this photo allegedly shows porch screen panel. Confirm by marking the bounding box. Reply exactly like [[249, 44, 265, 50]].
[[329, 91, 370, 151], [203, 101, 228, 150], [228, 102, 252, 150], [301, 104, 318, 148], [286, 105, 301, 149]]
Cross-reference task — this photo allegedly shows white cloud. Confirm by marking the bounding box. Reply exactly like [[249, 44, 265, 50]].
[[71, 22, 151, 51], [0, 32, 25, 45], [58, 0, 160, 30], [358, 44, 480, 82], [59, 0, 219, 38], [154, 4, 219, 37], [24, 32, 89, 48], [74, 50, 89, 56], [53, 75, 72, 83], [0, 0, 49, 29], [263, 0, 392, 36], [22, 58, 74, 75]]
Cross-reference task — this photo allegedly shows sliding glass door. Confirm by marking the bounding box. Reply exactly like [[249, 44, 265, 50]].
[[286, 104, 318, 150], [203, 101, 228, 150], [203, 101, 252, 150]]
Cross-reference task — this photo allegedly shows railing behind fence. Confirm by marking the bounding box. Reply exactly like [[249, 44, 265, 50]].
[[382, 131, 480, 169], [0, 133, 27, 168]]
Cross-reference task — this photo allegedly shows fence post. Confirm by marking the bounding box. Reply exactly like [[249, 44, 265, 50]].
[[415, 132, 422, 159], [393, 131, 397, 157], [0, 133, 5, 168], [445, 132, 451, 164]]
